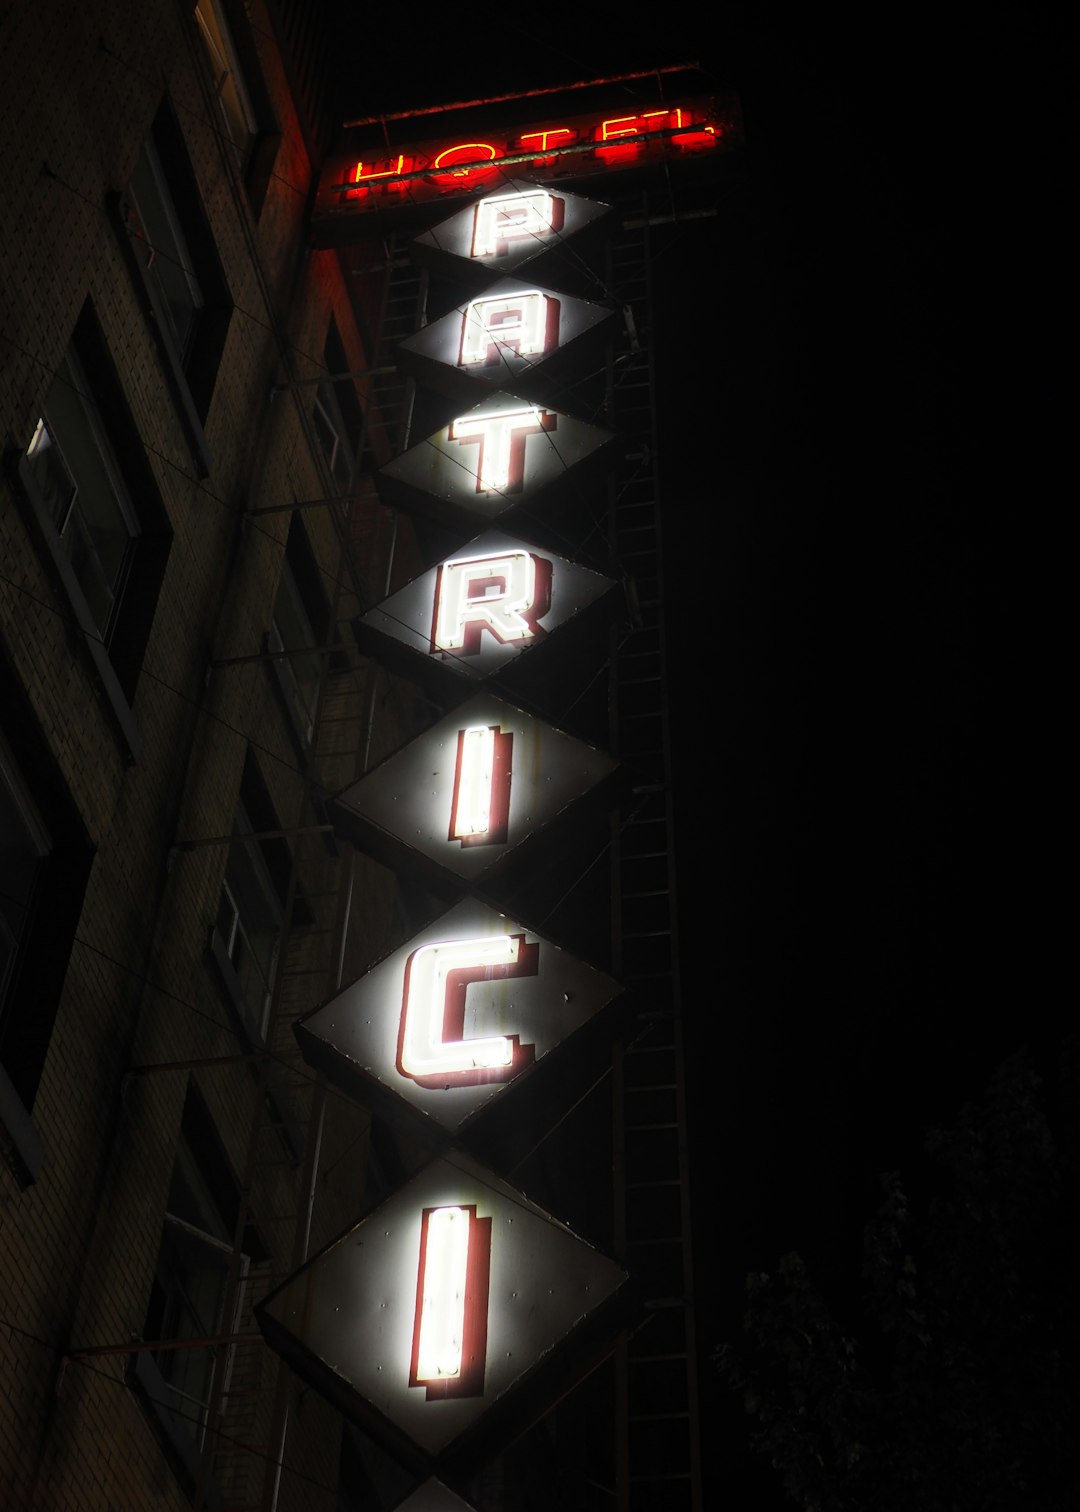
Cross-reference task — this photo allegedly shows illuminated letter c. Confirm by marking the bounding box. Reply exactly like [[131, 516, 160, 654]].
[[397, 934, 538, 1087]]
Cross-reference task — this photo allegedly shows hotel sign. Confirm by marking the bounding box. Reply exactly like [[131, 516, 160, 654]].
[[375, 392, 616, 531], [264, 173, 648, 1470], [258, 1153, 627, 1461], [296, 896, 622, 1138], [408, 179, 612, 282], [331, 691, 617, 891], [314, 96, 730, 233], [354, 529, 619, 700], [395, 279, 614, 405]]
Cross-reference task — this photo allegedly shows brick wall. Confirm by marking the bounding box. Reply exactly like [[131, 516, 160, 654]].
[[0, 1, 409, 1505]]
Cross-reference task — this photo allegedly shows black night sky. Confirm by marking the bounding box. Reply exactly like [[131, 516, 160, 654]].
[[320, 10, 1046, 1506]]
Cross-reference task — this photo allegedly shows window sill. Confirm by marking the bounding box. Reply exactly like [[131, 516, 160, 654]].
[[0, 1060, 44, 1183], [7, 446, 141, 762]]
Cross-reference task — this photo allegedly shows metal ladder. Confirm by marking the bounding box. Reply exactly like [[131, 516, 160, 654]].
[[607, 206, 703, 1512], [359, 241, 427, 469]]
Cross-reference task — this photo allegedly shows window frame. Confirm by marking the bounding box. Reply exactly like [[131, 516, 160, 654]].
[[10, 307, 174, 760], [313, 380, 358, 491], [0, 659, 95, 1182], [24, 346, 142, 644], [267, 515, 334, 752], [207, 756, 310, 1163], [268, 559, 323, 749], [193, 0, 280, 213], [313, 317, 365, 493], [112, 99, 234, 476], [210, 797, 284, 1050], [133, 1088, 264, 1501]]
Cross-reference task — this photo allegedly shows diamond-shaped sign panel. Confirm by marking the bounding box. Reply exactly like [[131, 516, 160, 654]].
[[393, 1483, 478, 1512], [296, 897, 621, 1139], [356, 529, 619, 699], [257, 1152, 628, 1462], [410, 179, 612, 283], [374, 390, 616, 532], [395, 279, 615, 406], [330, 692, 618, 891]]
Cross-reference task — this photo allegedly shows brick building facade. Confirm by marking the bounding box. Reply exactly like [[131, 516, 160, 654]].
[[1, 3, 422, 1506], [2, 6, 717, 1507]]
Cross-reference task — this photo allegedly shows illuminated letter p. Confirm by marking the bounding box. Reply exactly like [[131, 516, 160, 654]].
[[471, 190, 564, 258]]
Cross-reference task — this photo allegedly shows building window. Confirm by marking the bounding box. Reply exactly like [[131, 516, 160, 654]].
[[213, 798, 283, 1049], [24, 350, 140, 645], [116, 101, 233, 471], [196, 0, 258, 167], [0, 661, 95, 1182], [210, 752, 314, 1045], [12, 305, 172, 759], [129, 135, 206, 367], [134, 1087, 266, 1496], [0, 730, 53, 1182], [268, 516, 333, 749], [145, 1143, 243, 1446], [313, 318, 364, 492], [208, 756, 310, 1162], [0, 736, 52, 1015], [269, 562, 322, 747], [193, 0, 279, 211]]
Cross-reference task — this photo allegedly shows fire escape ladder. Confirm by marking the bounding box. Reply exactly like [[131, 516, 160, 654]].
[[607, 203, 703, 1512], [359, 243, 427, 467]]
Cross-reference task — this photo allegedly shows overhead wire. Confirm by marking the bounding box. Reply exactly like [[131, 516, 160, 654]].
[[0, 1317, 341, 1498]]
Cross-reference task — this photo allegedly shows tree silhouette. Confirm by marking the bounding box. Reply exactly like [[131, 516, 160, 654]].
[[718, 1039, 1079, 1511]]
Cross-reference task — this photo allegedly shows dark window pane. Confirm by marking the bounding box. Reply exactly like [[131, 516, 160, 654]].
[[0, 744, 51, 1008], [270, 564, 322, 743], [128, 136, 205, 363], [148, 1124, 242, 1444], [218, 798, 281, 1040], [195, 0, 258, 167], [24, 354, 139, 641]]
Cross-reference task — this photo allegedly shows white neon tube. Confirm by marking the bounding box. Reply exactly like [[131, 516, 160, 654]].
[[460, 290, 551, 366], [415, 1206, 470, 1380], [435, 550, 537, 649], [472, 189, 559, 258], [448, 407, 547, 493], [453, 726, 496, 838], [400, 936, 520, 1077]]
